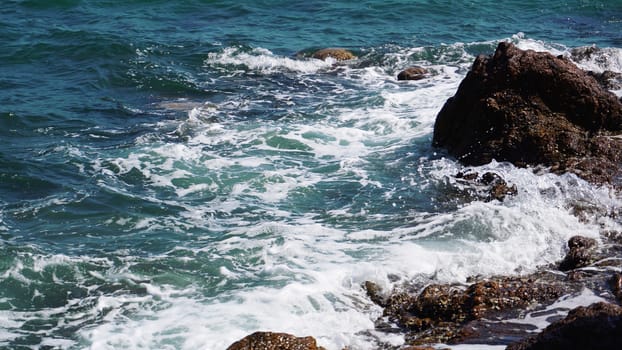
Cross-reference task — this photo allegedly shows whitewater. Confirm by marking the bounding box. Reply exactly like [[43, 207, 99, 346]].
[[1, 1, 622, 349]]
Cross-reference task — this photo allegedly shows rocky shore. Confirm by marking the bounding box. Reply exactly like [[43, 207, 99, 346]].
[[365, 236, 622, 348], [228, 43, 622, 349]]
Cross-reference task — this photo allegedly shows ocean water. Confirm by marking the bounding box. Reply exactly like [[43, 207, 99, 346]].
[[1, 1, 622, 349]]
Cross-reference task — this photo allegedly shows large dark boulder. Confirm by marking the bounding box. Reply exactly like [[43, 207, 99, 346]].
[[506, 302, 622, 350], [433, 42, 622, 185]]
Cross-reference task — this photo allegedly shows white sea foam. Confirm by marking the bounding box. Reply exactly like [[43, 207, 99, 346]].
[[509, 32, 622, 96], [512, 32, 567, 55], [568, 45, 622, 96], [83, 165, 616, 348], [570, 46, 622, 73], [72, 37, 622, 349], [204, 47, 332, 74], [78, 177, 614, 349], [501, 288, 608, 332], [0, 211, 7, 233]]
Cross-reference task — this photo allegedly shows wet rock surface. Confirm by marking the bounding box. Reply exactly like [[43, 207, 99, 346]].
[[397, 66, 428, 81], [611, 273, 622, 302], [365, 230, 622, 348], [558, 236, 598, 271], [588, 70, 622, 91], [227, 331, 326, 350], [366, 272, 578, 346], [571, 46, 622, 90], [432, 42, 622, 186], [506, 302, 622, 350], [569, 45, 601, 62], [455, 171, 518, 202], [311, 48, 357, 61]]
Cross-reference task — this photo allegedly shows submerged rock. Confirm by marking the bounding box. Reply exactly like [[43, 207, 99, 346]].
[[455, 171, 518, 202], [506, 302, 622, 350], [312, 48, 356, 61], [432, 42, 622, 186], [227, 332, 325, 350], [397, 66, 428, 80]]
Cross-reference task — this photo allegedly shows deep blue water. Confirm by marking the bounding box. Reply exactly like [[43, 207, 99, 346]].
[[1, 1, 621, 349]]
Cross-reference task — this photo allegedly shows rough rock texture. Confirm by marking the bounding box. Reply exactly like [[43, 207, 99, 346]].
[[365, 228, 622, 348], [397, 66, 428, 81], [455, 171, 518, 201], [570, 45, 601, 62], [588, 70, 622, 91], [368, 272, 572, 345], [226, 332, 325, 350], [506, 302, 622, 350], [611, 273, 622, 302], [312, 48, 356, 61], [432, 42, 622, 185], [364, 280, 387, 306], [558, 235, 598, 271]]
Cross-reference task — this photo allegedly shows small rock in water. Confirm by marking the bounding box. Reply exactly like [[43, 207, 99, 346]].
[[454, 171, 517, 202], [568, 235, 598, 250], [397, 66, 428, 80], [363, 280, 387, 307], [559, 236, 597, 271], [227, 331, 325, 350], [312, 48, 356, 61], [455, 171, 479, 181]]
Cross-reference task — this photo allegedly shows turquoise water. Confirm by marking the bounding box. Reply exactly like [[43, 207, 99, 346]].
[[1, 1, 621, 349]]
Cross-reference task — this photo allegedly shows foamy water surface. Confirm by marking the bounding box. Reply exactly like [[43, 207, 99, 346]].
[[66, 38, 622, 349], [2, 2, 622, 348]]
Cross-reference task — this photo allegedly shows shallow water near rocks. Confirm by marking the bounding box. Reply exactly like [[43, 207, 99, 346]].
[[1, 1, 621, 349]]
